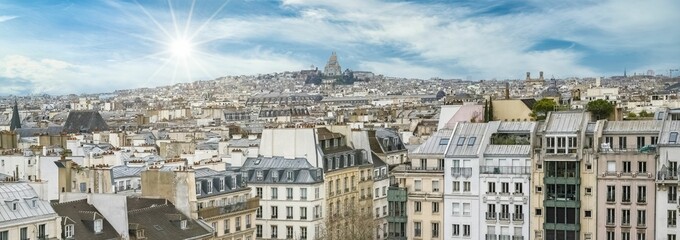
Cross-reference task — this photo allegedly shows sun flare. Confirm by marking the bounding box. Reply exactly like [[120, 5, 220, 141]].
[[170, 39, 192, 57]]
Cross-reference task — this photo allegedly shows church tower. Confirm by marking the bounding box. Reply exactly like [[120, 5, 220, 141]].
[[10, 100, 21, 131], [324, 52, 342, 76]]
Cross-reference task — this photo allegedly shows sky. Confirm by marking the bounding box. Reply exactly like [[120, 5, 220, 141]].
[[0, 0, 679, 95]]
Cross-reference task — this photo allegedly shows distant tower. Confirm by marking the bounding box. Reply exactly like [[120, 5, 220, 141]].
[[324, 52, 342, 76], [624, 68, 627, 78], [525, 72, 531, 81], [10, 100, 21, 131], [539, 71, 544, 81]]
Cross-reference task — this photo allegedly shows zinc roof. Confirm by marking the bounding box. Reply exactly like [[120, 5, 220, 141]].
[[445, 123, 488, 157], [483, 145, 532, 156], [411, 129, 453, 156], [0, 183, 57, 223]]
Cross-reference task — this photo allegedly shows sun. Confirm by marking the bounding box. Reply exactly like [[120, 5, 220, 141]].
[[170, 39, 192, 57]]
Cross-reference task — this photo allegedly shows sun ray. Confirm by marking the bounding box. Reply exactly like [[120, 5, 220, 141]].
[[188, 0, 231, 41], [167, 0, 180, 38], [133, 0, 173, 40], [183, 0, 197, 38], [145, 56, 175, 86]]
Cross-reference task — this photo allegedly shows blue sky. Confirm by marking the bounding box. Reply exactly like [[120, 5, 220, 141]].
[[0, 0, 678, 95]]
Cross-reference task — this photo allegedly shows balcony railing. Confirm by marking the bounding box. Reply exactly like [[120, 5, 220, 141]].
[[486, 212, 497, 220], [659, 170, 679, 181], [198, 198, 259, 219], [600, 147, 656, 154], [451, 167, 473, 178], [486, 234, 498, 240], [499, 235, 511, 240], [499, 212, 510, 221], [480, 166, 531, 175], [513, 236, 524, 240], [512, 213, 524, 222], [394, 165, 444, 173]]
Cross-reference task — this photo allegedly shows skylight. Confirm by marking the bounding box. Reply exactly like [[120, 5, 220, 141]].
[[439, 138, 450, 145], [671, 132, 678, 144], [457, 137, 466, 146], [468, 137, 477, 146]]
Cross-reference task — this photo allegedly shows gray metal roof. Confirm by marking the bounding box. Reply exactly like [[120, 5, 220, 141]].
[[660, 120, 680, 144], [227, 138, 260, 148], [411, 129, 453, 156], [497, 122, 536, 133], [603, 120, 662, 133], [483, 145, 532, 156], [542, 111, 585, 133], [0, 183, 57, 224], [445, 123, 488, 157], [241, 156, 313, 169], [585, 122, 596, 133], [112, 165, 144, 179], [241, 157, 323, 184]]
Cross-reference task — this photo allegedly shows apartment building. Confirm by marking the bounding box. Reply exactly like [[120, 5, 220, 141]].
[[0, 182, 60, 240], [368, 128, 408, 166], [597, 120, 659, 240], [656, 117, 680, 240], [444, 122, 486, 239], [531, 111, 596, 240], [479, 122, 535, 240], [241, 156, 324, 240], [373, 158, 390, 239], [141, 166, 258, 240], [394, 129, 450, 240]]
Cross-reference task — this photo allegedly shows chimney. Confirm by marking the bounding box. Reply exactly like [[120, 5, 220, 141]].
[[505, 82, 510, 99], [539, 71, 544, 81]]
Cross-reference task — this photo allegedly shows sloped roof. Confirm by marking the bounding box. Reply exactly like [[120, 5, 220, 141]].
[[603, 120, 662, 133], [542, 111, 585, 133], [410, 129, 453, 156], [483, 145, 532, 156], [445, 123, 488, 157], [0, 183, 57, 224], [112, 166, 144, 179], [128, 204, 212, 240], [242, 157, 323, 184], [51, 199, 120, 240], [63, 111, 109, 133]]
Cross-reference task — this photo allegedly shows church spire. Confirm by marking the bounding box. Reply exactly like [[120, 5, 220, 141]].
[[10, 99, 21, 131]]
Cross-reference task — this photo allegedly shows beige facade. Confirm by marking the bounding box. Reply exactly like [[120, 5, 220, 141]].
[[393, 158, 444, 240], [491, 99, 534, 122]]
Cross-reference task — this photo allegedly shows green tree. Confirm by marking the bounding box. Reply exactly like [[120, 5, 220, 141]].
[[627, 112, 637, 119], [587, 99, 615, 120], [488, 99, 494, 121], [639, 110, 651, 118], [484, 100, 490, 122], [531, 98, 557, 120]]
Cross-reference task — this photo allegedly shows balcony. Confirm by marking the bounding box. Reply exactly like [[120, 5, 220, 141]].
[[486, 234, 498, 240], [600, 147, 656, 154], [499, 212, 510, 222], [658, 170, 679, 182], [198, 198, 259, 219], [486, 212, 497, 221], [393, 165, 444, 173], [512, 213, 524, 222], [451, 167, 473, 178], [480, 166, 531, 175]]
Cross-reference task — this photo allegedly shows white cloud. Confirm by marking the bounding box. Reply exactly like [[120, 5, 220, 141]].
[[0, 15, 17, 22], [359, 58, 444, 79]]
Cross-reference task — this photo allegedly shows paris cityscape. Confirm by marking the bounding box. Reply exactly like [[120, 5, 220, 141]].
[[1, 1, 680, 240]]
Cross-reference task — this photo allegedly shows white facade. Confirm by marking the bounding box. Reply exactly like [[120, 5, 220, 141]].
[[656, 145, 680, 240], [373, 166, 390, 239], [0, 183, 61, 240], [444, 157, 479, 239], [252, 183, 325, 240]]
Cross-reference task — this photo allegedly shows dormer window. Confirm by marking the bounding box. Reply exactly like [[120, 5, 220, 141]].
[[232, 176, 238, 189], [257, 170, 263, 180], [220, 179, 226, 191], [11, 201, 18, 211], [272, 171, 279, 181], [383, 138, 389, 147], [94, 219, 103, 233], [206, 181, 213, 194], [31, 199, 37, 208], [196, 183, 201, 195], [65, 224, 74, 238], [180, 220, 188, 230], [286, 172, 294, 182]]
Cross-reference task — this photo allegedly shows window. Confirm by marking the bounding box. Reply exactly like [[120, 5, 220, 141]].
[[439, 138, 450, 145], [415, 201, 422, 212], [585, 187, 592, 195], [453, 181, 460, 192], [300, 207, 307, 220], [256, 206, 262, 218], [432, 202, 439, 213], [287, 226, 293, 239], [514, 182, 523, 193], [463, 225, 470, 237], [669, 210, 677, 227], [301, 227, 307, 239], [235, 217, 241, 231], [224, 219, 230, 233], [271, 206, 278, 219], [607, 208, 615, 224], [622, 209, 631, 225], [584, 210, 592, 218], [287, 188, 293, 200], [622, 186, 631, 202], [501, 182, 509, 193], [256, 187, 262, 198], [638, 210, 646, 226], [607, 161, 616, 172], [535, 208, 542, 216], [315, 187, 320, 199], [468, 137, 476, 146], [637, 232, 645, 240], [287, 206, 293, 219], [246, 214, 251, 228], [271, 225, 278, 238], [414, 180, 422, 191], [0, 231, 7, 240], [671, 186, 678, 203], [432, 222, 439, 238], [638, 186, 647, 203], [623, 161, 631, 173], [180, 220, 188, 230], [452, 203, 460, 215], [607, 185, 615, 202], [671, 234, 678, 240], [256, 225, 262, 238], [607, 231, 615, 240], [671, 132, 679, 144], [488, 182, 496, 193], [619, 136, 627, 149], [638, 161, 647, 173], [452, 224, 460, 236], [432, 180, 440, 192], [457, 137, 466, 146], [463, 203, 471, 216], [375, 188, 379, 197], [414, 222, 422, 237], [23, 227, 32, 239], [271, 187, 278, 199], [94, 219, 103, 233], [637, 136, 646, 149], [536, 186, 542, 193], [621, 232, 630, 240]]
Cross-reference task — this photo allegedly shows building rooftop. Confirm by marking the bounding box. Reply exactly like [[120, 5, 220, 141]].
[[445, 122, 488, 157], [0, 183, 57, 224], [410, 129, 453, 156]]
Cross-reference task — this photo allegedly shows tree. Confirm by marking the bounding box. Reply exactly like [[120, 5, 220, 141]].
[[484, 100, 490, 122], [488, 99, 494, 121], [587, 99, 615, 120], [320, 203, 377, 240], [639, 110, 652, 118], [627, 112, 637, 119], [531, 98, 557, 120]]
